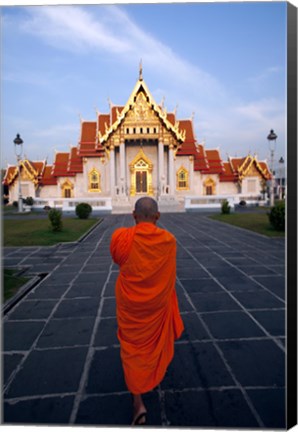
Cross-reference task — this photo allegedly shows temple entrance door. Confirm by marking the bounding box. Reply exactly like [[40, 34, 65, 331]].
[[129, 149, 153, 196], [136, 170, 148, 194]]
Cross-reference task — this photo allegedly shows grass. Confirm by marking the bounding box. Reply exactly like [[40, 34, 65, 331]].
[[210, 212, 285, 237], [3, 217, 100, 246], [3, 269, 31, 302]]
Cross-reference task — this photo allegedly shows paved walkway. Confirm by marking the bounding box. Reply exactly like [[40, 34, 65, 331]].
[[2, 213, 286, 428]]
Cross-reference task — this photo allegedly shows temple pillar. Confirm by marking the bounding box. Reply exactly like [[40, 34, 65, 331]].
[[119, 140, 126, 195], [158, 140, 165, 195], [169, 144, 175, 195], [110, 145, 115, 197]]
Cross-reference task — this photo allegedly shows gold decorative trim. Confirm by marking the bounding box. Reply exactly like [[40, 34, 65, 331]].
[[129, 148, 153, 196], [176, 166, 189, 190]]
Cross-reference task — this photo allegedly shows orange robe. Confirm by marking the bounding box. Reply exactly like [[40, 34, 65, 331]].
[[110, 222, 184, 394]]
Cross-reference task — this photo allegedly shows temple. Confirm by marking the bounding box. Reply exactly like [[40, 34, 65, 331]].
[[3, 69, 271, 213]]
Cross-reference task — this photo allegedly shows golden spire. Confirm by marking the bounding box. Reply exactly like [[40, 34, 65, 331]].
[[139, 59, 143, 81]]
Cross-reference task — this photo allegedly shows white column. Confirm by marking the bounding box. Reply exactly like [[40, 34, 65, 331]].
[[120, 141, 126, 195], [110, 145, 115, 197], [158, 140, 165, 195], [169, 144, 175, 195]]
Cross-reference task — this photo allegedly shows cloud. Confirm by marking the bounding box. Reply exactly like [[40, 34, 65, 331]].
[[20, 5, 227, 100]]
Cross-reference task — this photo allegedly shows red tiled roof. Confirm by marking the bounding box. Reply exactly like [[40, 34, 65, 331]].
[[52, 152, 74, 177], [258, 161, 272, 179], [98, 114, 110, 136], [219, 161, 238, 182], [79, 120, 104, 157], [230, 157, 246, 172], [177, 120, 197, 156], [111, 106, 124, 123], [40, 165, 57, 185], [68, 147, 83, 173], [167, 113, 176, 125], [2, 166, 18, 185], [193, 144, 209, 171], [204, 149, 224, 174]]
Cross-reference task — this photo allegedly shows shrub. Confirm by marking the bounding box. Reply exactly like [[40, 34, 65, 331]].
[[25, 196, 34, 206], [76, 202, 92, 219], [239, 200, 246, 206], [268, 201, 285, 231], [48, 208, 63, 232], [12, 201, 18, 208], [221, 199, 231, 214]]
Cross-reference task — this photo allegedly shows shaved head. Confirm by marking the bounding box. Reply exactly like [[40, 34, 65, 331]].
[[133, 197, 160, 224]]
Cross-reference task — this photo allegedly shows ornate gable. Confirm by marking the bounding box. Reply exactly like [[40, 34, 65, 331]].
[[99, 78, 185, 147]]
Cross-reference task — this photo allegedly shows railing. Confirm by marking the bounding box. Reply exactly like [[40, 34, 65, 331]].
[[185, 194, 267, 211], [32, 197, 112, 212]]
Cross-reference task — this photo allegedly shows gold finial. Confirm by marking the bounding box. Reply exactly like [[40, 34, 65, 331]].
[[139, 59, 143, 80]]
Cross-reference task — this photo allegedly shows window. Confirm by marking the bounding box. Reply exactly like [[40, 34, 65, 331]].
[[64, 188, 71, 198], [206, 186, 213, 195], [88, 169, 101, 192], [126, 128, 129, 134], [147, 128, 150, 134], [204, 178, 216, 195], [177, 168, 189, 190], [61, 180, 73, 198]]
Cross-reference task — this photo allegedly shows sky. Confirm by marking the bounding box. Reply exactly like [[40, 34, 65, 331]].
[[0, 1, 293, 169]]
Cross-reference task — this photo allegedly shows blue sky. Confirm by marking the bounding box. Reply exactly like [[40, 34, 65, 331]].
[[1, 1, 290, 167]]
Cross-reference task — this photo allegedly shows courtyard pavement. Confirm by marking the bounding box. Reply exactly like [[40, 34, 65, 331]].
[[2, 213, 286, 428]]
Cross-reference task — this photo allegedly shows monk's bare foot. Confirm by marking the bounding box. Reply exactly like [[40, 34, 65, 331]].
[[132, 394, 147, 425]]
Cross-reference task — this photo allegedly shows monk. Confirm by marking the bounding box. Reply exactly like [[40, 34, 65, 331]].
[[110, 197, 184, 425]]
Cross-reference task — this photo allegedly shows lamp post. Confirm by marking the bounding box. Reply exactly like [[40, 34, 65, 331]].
[[278, 156, 284, 200], [267, 129, 277, 207], [13, 133, 24, 213]]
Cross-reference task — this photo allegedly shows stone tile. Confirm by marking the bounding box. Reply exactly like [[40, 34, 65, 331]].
[[253, 275, 285, 299], [6, 300, 57, 321], [201, 311, 267, 339], [218, 339, 285, 387], [175, 291, 194, 312], [26, 284, 70, 300], [189, 292, 241, 313], [246, 388, 286, 428], [177, 267, 210, 279], [161, 342, 234, 390], [205, 266, 243, 278], [3, 396, 75, 425], [53, 298, 100, 319], [232, 290, 284, 310], [179, 313, 209, 342], [217, 275, 263, 292], [65, 282, 105, 298], [3, 353, 24, 385], [3, 321, 45, 351], [176, 258, 198, 268], [76, 391, 161, 426], [86, 348, 127, 394], [101, 298, 116, 317], [165, 389, 259, 427], [236, 265, 276, 276], [180, 278, 223, 294], [250, 309, 285, 336], [104, 281, 116, 297], [93, 317, 119, 347], [5, 347, 88, 398], [75, 272, 108, 284], [36, 317, 95, 348]]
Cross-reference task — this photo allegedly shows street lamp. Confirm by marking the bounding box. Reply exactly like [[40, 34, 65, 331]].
[[278, 156, 285, 200], [13, 133, 24, 213], [267, 129, 278, 207]]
